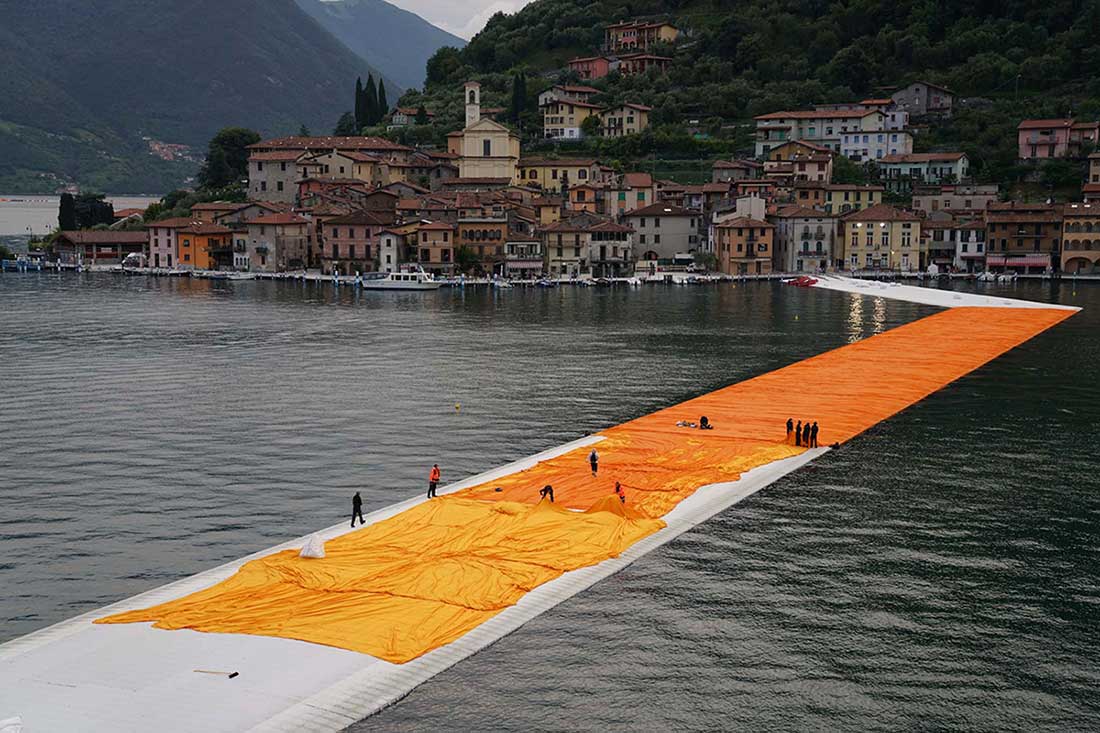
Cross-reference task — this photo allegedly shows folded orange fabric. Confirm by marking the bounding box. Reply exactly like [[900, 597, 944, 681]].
[[97, 306, 1073, 662]]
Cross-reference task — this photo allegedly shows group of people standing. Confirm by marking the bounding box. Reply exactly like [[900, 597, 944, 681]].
[[351, 450, 629, 528], [786, 418, 819, 448]]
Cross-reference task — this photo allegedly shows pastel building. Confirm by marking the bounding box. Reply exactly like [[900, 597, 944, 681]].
[[1017, 119, 1100, 160], [714, 217, 775, 275], [879, 153, 970, 191], [838, 204, 922, 272], [624, 203, 701, 262], [1061, 202, 1100, 274], [146, 217, 196, 269], [599, 103, 651, 137], [839, 129, 914, 162], [772, 206, 837, 273], [754, 109, 886, 157], [890, 81, 954, 117], [605, 20, 679, 51]]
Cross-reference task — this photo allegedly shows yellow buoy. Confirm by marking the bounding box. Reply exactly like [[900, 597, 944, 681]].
[[455, 403, 461, 411]]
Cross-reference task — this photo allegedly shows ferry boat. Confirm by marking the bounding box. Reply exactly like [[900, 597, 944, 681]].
[[360, 268, 441, 291]]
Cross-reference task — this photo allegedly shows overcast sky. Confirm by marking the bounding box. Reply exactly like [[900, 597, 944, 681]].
[[388, 0, 531, 40]]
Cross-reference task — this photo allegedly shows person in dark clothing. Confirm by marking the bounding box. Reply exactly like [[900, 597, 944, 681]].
[[351, 491, 365, 527], [589, 448, 599, 476], [795, 420, 802, 446], [428, 463, 441, 498], [540, 484, 555, 502], [801, 421, 811, 447], [786, 417, 794, 443], [699, 416, 713, 430], [810, 421, 819, 448]]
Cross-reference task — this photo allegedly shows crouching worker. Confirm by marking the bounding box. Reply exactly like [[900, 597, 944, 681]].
[[699, 416, 713, 430], [539, 484, 555, 503]]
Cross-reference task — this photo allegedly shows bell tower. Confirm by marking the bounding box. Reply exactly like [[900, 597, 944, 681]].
[[464, 81, 481, 129]]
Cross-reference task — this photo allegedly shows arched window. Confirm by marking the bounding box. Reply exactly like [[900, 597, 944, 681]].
[[469, 90, 476, 104]]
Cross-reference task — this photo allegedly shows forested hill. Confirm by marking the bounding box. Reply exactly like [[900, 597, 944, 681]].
[[401, 0, 1100, 183], [0, 0, 398, 193]]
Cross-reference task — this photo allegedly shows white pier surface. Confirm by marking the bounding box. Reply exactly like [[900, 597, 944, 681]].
[[810, 275, 1080, 311], [1, 278, 1073, 732]]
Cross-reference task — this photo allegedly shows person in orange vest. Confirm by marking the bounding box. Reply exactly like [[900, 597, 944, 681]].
[[614, 481, 626, 504], [428, 463, 441, 498]]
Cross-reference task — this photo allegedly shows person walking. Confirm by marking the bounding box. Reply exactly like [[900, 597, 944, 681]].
[[427, 463, 441, 499], [786, 417, 794, 443], [810, 421, 819, 448], [589, 448, 599, 476], [795, 420, 802, 447], [614, 481, 626, 504], [351, 491, 365, 527], [801, 421, 811, 447]]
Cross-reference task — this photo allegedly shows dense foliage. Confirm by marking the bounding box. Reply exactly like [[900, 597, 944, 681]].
[[403, 0, 1100, 185]]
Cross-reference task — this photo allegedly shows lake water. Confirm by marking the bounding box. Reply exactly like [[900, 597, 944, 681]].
[[1, 274, 1097, 731], [0, 194, 160, 237]]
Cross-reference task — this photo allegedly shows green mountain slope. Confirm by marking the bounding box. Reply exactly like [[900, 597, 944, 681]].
[[0, 0, 400, 193], [404, 0, 1100, 183], [295, 0, 465, 90]]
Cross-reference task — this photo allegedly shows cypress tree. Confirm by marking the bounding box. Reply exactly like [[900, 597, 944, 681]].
[[354, 77, 364, 130], [377, 79, 388, 122], [364, 74, 378, 130], [58, 193, 77, 230]]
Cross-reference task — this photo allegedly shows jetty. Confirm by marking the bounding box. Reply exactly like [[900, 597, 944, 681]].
[[0, 279, 1077, 732]]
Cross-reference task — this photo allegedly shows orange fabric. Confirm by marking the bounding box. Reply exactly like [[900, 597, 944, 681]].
[[97, 306, 1074, 662]]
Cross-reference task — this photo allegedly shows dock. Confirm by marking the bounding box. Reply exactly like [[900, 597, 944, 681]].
[[0, 279, 1078, 732]]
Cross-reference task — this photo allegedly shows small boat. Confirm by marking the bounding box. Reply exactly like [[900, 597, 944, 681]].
[[360, 268, 441, 291], [226, 272, 255, 281], [536, 278, 557, 288]]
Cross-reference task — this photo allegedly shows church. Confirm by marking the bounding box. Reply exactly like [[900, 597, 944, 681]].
[[446, 81, 520, 183]]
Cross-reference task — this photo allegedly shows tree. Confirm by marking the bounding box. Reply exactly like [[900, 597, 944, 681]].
[[455, 245, 480, 273], [298, 124, 311, 136], [334, 111, 358, 136], [364, 74, 379, 128], [415, 105, 430, 125], [0, 243, 14, 261], [354, 77, 365, 130], [510, 72, 527, 123], [377, 79, 389, 121], [199, 127, 260, 189], [73, 193, 114, 229], [59, 193, 77, 230], [581, 114, 602, 138]]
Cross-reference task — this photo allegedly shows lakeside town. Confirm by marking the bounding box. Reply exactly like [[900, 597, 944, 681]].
[[12, 19, 1100, 283]]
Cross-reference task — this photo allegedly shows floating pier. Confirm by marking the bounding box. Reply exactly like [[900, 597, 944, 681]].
[[0, 279, 1077, 732]]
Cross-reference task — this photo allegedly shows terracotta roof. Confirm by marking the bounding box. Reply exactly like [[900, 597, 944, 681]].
[[840, 203, 921, 222], [248, 213, 309, 225], [1017, 119, 1074, 130], [418, 221, 456, 231], [179, 223, 233, 235], [439, 178, 512, 186], [775, 205, 835, 219], [713, 160, 758, 169], [249, 135, 411, 152], [626, 203, 697, 217], [146, 217, 200, 229], [540, 215, 632, 233], [755, 110, 879, 121], [520, 158, 599, 168], [539, 97, 602, 109], [622, 172, 653, 188], [715, 217, 774, 228], [617, 53, 673, 61], [325, 210, 390, 226], [555, 84, 600, 94], [900, 80, 953, 94], [606, 19, 676, 30], [56, 231, 148, 243], [249, 150, 305, 161], [608, 102, 653, 112], [190, 201, 248, 212], [860, 98, 894, 105], [569, 55, 614, 64], [112, 208, 145, 218], [880, 152, 966, 164]]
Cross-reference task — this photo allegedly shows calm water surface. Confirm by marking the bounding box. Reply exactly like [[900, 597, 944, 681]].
[[1, 274, 1097, 731], [0, 194, 159, 236]]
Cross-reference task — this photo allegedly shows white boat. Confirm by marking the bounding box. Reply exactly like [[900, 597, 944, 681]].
[[360, 268, 441, 291], [226, 272, 255, 281]]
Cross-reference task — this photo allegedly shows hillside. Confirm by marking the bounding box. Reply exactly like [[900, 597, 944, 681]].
[[401, 0, 1100, 183], [295, 0, 466, 90], [0, 0, 400, 193]]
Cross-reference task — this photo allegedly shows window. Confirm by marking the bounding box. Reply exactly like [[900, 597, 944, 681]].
[[579, 170, 588, 179], [333, 244, 340, 258], [261, 181, 267, 191], [280, 162, 286, 172], [332, 228, 339, 238], [483, 139, 491, 157], [654, 235, 661, 244], [639, 234, 647, 244], [257, 162, 264, 171]]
